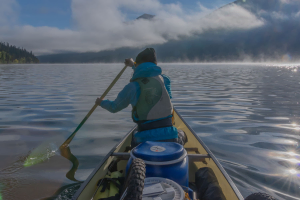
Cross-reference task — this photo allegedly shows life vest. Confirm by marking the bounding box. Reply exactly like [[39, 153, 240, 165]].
[[132, 75, 173, 122], [93, 171, 124, 200]]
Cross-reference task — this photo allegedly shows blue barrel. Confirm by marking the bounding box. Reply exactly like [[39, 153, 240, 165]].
[[126, 141, 189, 187]]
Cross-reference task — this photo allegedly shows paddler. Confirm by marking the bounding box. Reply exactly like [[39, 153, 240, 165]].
[[95, 48, 186, 147]]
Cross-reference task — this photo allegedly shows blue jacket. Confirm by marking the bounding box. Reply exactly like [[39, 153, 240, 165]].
[[100, 62, 178, 143]]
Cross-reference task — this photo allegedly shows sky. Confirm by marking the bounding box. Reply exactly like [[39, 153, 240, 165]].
[[16, 0, 233, 29], [0, 0, 266, 55], [17, 0, 72, 29]]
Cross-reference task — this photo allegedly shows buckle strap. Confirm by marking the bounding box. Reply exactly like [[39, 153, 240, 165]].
[[137, 117, 172, 132]]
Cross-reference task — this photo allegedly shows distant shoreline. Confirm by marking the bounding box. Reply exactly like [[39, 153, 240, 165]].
[[7, 62, 299, 65]]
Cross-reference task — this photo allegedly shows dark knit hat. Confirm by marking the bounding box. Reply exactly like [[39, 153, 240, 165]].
[[135, 48, 157, 65]]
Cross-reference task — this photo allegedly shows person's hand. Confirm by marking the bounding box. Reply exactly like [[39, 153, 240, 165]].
[[124, 58, 135, 67], [95, 98, 102, 106]]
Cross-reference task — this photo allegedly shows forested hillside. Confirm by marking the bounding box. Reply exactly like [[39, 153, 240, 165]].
[[0, 42, 39, 64]]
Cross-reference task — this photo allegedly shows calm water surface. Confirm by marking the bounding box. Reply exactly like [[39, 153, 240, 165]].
[[0, 63, 300, 200]]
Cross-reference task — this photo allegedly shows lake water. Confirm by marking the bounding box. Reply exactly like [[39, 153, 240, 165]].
[[0, 63, 299, 200]]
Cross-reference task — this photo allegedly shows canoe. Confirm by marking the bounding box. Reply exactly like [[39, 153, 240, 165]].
[[72, 108, 244, 200]]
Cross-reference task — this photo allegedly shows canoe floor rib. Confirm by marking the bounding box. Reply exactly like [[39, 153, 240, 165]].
[[73, 109, 243, 200]]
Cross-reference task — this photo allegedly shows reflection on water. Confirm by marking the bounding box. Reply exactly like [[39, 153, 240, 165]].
[[0, 63, 300, 200], [59, 146, 81, 182]]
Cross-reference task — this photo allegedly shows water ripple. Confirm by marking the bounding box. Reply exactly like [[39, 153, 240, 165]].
[[0, 64, 300, 199]]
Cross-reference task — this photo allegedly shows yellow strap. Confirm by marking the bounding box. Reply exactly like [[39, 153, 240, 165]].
[[185, 192, 191, 200], [172, 108, 175, 125]]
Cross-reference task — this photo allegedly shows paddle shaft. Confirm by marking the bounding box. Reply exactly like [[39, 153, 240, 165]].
[[61, 65, 128, 147]]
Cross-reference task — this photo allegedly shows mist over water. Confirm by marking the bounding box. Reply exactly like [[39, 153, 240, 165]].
[[0, 63, 299, 200]]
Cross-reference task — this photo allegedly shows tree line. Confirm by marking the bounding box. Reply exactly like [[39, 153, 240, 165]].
[[0, 42, 39, 64]]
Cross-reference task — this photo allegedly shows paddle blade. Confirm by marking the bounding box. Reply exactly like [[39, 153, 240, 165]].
[[23, 142, 59, 167]]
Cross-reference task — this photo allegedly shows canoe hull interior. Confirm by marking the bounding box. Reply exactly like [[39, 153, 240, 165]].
[[72, 109, 243, 200]]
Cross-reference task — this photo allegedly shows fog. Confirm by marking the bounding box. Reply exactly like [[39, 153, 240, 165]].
[[1, 0, 263, 55], [1, 0, 300, 63]]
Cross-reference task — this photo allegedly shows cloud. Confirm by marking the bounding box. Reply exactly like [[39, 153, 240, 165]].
[[0, 0, 264, 55], [278, 0, 299, 4]]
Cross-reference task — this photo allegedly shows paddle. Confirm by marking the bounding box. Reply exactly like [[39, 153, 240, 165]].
[[23, 65, 128, 168], [61, 65, 128, 148]]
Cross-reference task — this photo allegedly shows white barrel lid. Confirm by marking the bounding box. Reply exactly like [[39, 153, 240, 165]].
[[142, 177, 184, 200]]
